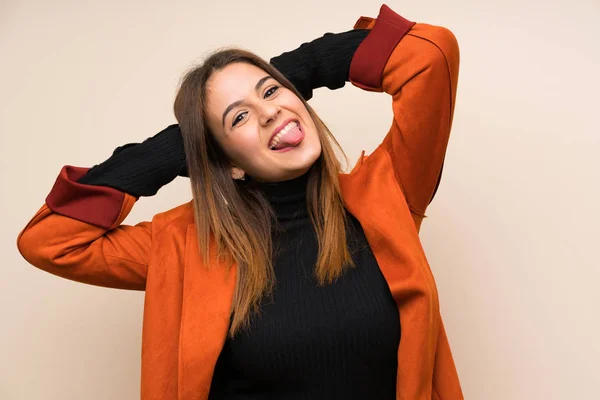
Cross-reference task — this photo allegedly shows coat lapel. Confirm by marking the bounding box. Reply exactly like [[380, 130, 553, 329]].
[[178, 224, 237, 400], [340, 147, 440, 399]]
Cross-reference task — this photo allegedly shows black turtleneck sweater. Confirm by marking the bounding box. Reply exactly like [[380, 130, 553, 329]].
[[208, 172, 401, 399]]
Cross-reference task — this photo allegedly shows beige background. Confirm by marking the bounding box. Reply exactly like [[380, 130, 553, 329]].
[[2, 0, 599, 399]]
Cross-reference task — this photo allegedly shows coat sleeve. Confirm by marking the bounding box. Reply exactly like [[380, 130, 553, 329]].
[[349, 5, 460, 227], [16, 165, 151, 290]]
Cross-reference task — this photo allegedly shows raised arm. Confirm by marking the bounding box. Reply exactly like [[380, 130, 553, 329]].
[[270, 5, 459, 229], [350, 5, 460, 227], [17, 125, 186, 290]]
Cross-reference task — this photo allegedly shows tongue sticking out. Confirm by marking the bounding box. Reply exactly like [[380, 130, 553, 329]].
[[273, 125, 304, 150]]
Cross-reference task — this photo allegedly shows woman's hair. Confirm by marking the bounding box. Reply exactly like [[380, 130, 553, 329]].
[[174, 48, 355, 337]]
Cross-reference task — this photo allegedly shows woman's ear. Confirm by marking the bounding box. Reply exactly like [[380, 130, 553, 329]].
[[231, 166, 246, 180]]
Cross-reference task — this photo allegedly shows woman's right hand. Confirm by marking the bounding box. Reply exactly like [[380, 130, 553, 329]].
[[77, 124, 188, 197]]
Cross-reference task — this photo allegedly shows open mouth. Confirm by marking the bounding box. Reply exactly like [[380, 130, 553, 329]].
[[269, 120, 304, 151]]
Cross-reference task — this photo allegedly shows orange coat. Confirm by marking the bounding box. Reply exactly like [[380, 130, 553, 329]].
[[17, 5, 461, 400]]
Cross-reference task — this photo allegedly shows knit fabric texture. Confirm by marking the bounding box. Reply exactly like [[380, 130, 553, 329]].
[[208, 171, 401, 399]]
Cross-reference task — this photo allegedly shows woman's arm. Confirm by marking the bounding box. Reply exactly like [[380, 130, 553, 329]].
[[17, 166, 150, 290], [16, 125, 187, 289], [350, 5, 460, 224], [77, 124, 187, 194], [269, 29, 369, 100], [270, 5, 459, 227]]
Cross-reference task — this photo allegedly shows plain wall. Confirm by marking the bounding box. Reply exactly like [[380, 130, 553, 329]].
[[2, 0, 599, 399]]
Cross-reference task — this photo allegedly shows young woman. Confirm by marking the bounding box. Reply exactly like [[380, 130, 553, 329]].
[[17, 5, 461, 400]]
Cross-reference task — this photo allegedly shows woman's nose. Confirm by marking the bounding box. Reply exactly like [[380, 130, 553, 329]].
[[259, 103, 281, 126]]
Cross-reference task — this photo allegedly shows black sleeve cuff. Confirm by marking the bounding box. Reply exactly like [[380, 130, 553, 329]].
[[270, 29, 370, 101], [77, 124, 186, 198]]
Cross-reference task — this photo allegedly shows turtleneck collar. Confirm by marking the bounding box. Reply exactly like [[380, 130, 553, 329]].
[[252, 171, 310, 223]]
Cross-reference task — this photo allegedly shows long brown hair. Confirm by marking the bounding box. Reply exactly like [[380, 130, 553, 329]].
[[174, 48, 355, 337]]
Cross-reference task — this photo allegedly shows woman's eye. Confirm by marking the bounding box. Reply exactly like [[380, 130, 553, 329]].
[[231, 86, 279, 128], [232, 112, 247, 127], [264, 86, 279, 98]]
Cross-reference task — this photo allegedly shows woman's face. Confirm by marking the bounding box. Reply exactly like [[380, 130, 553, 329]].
[[205, 62, 322, 182]]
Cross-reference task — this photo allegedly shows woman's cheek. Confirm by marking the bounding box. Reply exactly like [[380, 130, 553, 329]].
[[235, 126, 263, 155]]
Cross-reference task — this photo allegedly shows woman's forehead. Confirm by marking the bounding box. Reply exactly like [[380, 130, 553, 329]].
[[206, 63, 273, 124], [209, 63, 269, 94]]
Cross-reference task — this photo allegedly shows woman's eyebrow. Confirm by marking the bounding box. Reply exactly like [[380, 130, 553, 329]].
[[221, 75, 272, 128]]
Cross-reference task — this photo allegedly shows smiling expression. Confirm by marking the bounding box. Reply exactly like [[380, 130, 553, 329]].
[[205, 62, 322, 182]]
